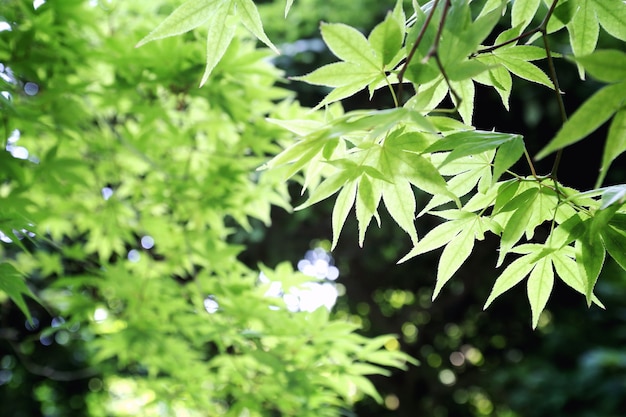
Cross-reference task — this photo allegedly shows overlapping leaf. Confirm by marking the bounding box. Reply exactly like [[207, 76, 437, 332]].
[[293, 19, 403, 109]]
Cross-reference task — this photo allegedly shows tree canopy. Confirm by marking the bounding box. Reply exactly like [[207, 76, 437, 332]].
[[1, 0, 625, 416]]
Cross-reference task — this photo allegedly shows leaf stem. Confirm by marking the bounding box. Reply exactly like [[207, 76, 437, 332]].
[[524, 148, 538, 178]]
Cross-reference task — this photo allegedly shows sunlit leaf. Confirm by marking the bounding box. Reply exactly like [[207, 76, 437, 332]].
[[484, 253, 537, 309], [601, 223, 626, 270], [450, 78, 475, 125], [434, 225, 475, 299], [576, 226, 606, 305], [321, 22, 379, 68], [597, 109, 626, 187], [591, 0, 626, 41], [526, 257, 553, 329], [136, 0, 223, 47], [368, 13, 404, 67], [571, 49, 626, 83], [382, 179, 418, 244], [494, 54, 553, 88], [399, 212, 475, 263], [200, 10, 236, 86], [332, 180, 358, 249], [536, 82, 626, 159], [0, 263, 37, 322], [236, 0, 279, 53], [284, 0, 294, 17], [512, 0, 540, 33], [567, 0, 599, 77]]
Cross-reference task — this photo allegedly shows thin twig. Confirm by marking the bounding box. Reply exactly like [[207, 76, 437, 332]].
[[535, 0, 567, 178], [397, 0, 442, 104], [472, 0, 562, 57]]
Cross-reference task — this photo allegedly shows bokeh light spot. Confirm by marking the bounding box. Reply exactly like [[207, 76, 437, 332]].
[[438, 369, 456, 386], [384, 394, 400, 410], [140, 235, 154, 249]]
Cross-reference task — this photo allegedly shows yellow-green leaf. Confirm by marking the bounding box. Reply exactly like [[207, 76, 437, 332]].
[[321, 22, 379, 69], [136, 0, 223, 47], [236, 0, 279, 54], [331, 180, 357, 250], [536, 82, 626, 159], [526, 257, 554, 329]]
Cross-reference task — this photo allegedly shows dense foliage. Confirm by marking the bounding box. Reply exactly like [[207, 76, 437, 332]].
[[1, 0, 625, 416]]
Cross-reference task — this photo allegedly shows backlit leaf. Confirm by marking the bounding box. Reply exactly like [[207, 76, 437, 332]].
[[495, 55, 553, 88], [321, 22, 379, 68], [368, 13, 403, 67], [399, 213, 475, 262], [434, 225, 476, 299], [382, 179, 418, 244], [136, 0, 223, 47], [0, 263, 37, 322], [526, 257, 554, 328], [236, 0, 279, 53], [536, 82, 626, 159], [591, 0, 626, 41], [597, 109, 626, 187], [601, 224, 626, 270], [332, 180, 358, 249], [200, 10, 236, 86], [484, 253, 537, 309], [571, 49, 626, 83], [567, 0, 599, 77], [576, 227, 606, 305], [512, 0, 540, 32]]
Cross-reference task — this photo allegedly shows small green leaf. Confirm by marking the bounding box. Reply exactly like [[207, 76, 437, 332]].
[[571, 50, 626, 83], [392, 0, 406, 29], [448, 60, 490, 81], [292, 62, 376, 88], [399, 213, 474, 262], [314, 81, 372, 109], [200, 10, 236, 86], [236, 0, 279, 53], [597, 109, 626, 187], [494, 45, 557, 61], [382, 179, 418, 244], [296, 169, 356, 210], [601, 224, 626, 270], [492, 136, 525, 183], [495, 55, 553, 88], [591, 0, 626, 41], [600, 184, 626, 210], [450, 79, 475, 125], [349, 375, 383, 404], [484, 254, 536, 309], [284, 0, 294, 17], [576, 228, 606, 305], [0, 263, 37, 322], [332, 180, 358, 250], [497, 188, 540, 266], [321, 22, 379, 68], [136, 0, 223, 47], [547, 0, 577, 33], [434, 226, 475, 299], [368, 13, 403, 67], [526, 257, 554, 329], [512, 0, 541, 33], [426, 130, 521, 166], [536, 82, 626, 159], [567, 0, 599, 77], [356, 175, 382, 246]]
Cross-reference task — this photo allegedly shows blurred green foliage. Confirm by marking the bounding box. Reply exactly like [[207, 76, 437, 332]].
[[1, 1, 626, 417]]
